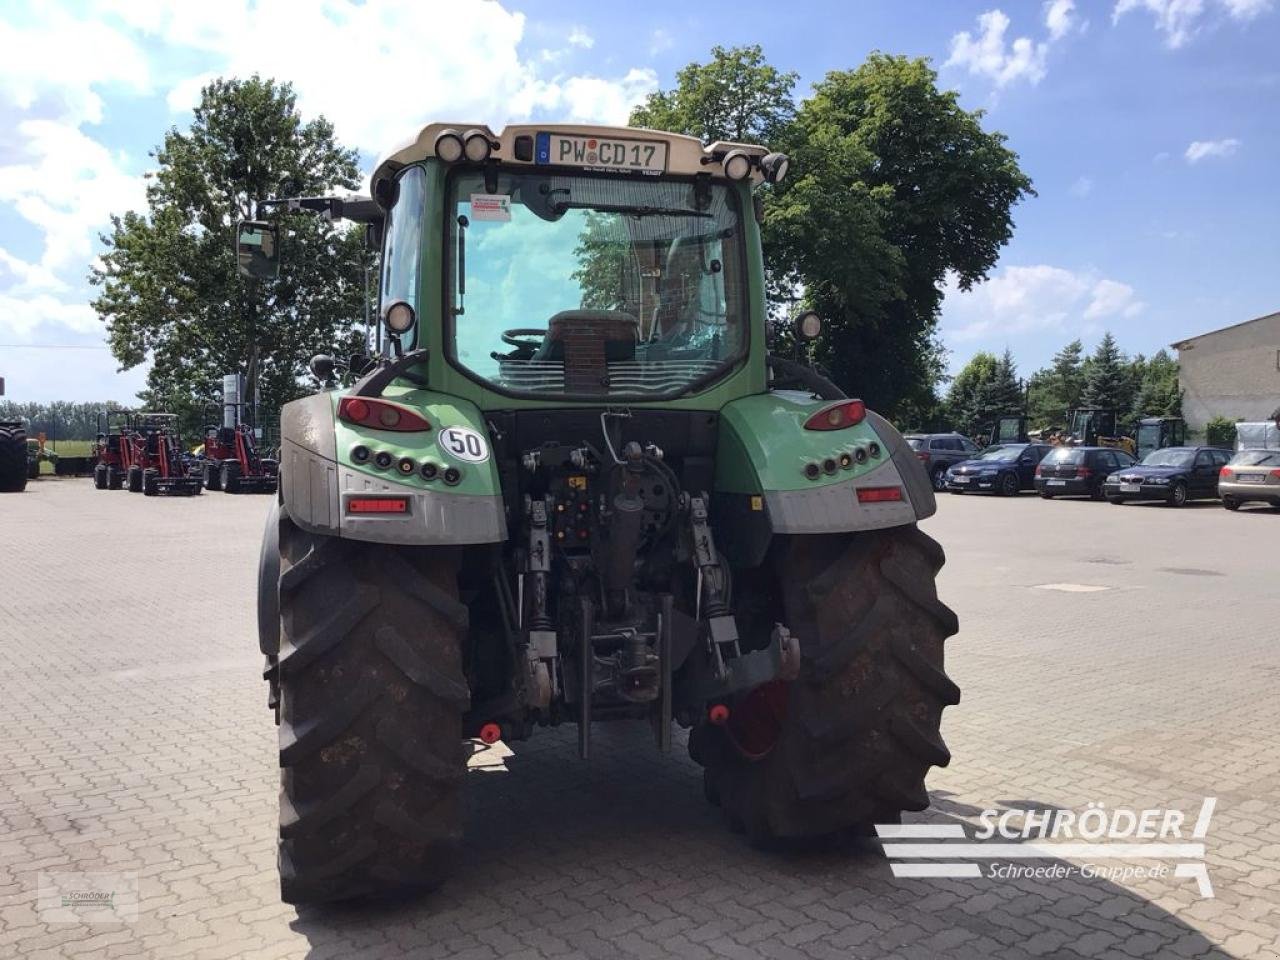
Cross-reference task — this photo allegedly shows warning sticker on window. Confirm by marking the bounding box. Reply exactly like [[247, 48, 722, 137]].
[[469, 194, 511, 222]]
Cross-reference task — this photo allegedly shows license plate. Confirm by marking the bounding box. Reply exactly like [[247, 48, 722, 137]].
[[536, 132, 668, 173], [953, 476, 970, 484], [1238, 474, 1264, 483], [1120, 483, 1141, 493], [1048, 479, 1067, 486]]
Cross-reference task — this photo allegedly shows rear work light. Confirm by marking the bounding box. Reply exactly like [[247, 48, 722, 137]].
[[347, 497, 409, 514], [338, 396, 431, 432], [804, 399, 867, 431], [857, 486, 902, 504]]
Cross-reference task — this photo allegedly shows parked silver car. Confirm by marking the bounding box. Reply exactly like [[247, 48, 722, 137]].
[[1219, 448, 1280, 511]]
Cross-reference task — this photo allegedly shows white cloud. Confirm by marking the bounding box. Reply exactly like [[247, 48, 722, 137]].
[[1112, 0, 1272, 48], [941, 265, 1145, 342], [649, 28, 675, 55], [946, 3, 1079, 88], [1184, 137, 1241, 162], [1045, 0, 1080, 40], [1069, 175, 1094, 197], [144, 0, 656, 156]]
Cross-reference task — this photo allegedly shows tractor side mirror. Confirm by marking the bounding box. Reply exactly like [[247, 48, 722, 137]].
[[309, 354, 337, 386], [364, 222, 382, 252], [236, 220, 280, 280]]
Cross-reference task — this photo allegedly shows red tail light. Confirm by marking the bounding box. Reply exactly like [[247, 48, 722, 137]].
[[857, 486, 903, 503], [1220, 466, 1233, 478], [916, 451, 930, 461], [1272, 469, 1280, 479], [1035, 465, 1043, 476], [1077, 467, 1091, 479], [338, 396, 431, 432], [804, 399, 866, 431]]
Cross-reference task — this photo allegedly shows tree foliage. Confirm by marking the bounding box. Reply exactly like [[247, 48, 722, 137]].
[[1082, 331, 1128, 411], [638, 49, 1037, 417], [91, 76, 369, 423], [941, 348, 1021, 437], [629, 45, 798, 144], [0, 400, 130, 441], [1026, 339, 1084, 428]]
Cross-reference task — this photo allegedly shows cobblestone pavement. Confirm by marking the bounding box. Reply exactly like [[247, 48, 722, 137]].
[[2, 480, 1278, 960]]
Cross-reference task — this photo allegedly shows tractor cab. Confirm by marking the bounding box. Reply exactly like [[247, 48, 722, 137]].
[[1135, 417, 1186, 460], [1064, 407, 1135, 457], [988, 414, 1028, 445]]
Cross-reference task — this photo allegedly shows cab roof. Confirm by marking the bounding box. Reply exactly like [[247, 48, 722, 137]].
[[369, 122, 770, 194]]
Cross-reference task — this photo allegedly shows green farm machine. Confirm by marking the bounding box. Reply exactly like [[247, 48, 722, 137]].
[[252, 124, 959, 903]]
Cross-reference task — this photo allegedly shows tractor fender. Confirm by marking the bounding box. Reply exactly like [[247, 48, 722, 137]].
[[277, 389, 506, 546], [257, 499, 282, 656]]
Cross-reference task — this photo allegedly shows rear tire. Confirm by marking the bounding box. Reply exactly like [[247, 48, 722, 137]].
[[142, 468, 159, 496], [692, 526, 959, 841], [94, 464, 108, 490], [275, 516, 469, 903], [0, 424, 28, 493], [1222, 496, 1240, 512], [106, 467, 123, 490], [127, 465, 143, 493], [930, 466, 947, 492], [1107, 496, 1125, 505], [1039, 491, 1054, 499], [205, 462, 222, 491]]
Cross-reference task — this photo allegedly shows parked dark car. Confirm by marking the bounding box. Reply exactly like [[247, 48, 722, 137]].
[[905, 433, 981, 491], [1035, 446, 1137, 500], [945, 443, 1052, 496], [1218, 448, 1280, 511], [1102, 446, 1233, 507]]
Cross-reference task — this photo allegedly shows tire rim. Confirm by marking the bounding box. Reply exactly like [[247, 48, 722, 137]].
[[1172, 484, 1186, 506], [1002, 474, 1018, 495], [933, 468, 946, 491]]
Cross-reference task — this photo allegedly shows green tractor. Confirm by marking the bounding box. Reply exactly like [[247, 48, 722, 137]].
[[254, 123, 959, 904]]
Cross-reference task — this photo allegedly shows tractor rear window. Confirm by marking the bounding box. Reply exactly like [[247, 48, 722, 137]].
[[444, 169, 749, 398]]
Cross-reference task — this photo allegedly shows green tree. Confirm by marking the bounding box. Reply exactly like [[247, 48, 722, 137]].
[[942, 351, 998, 436], [91, 76, 368, 425], [1082, 331, 1128, 412], [1026, 338, 1085, 428], [629, 45, 798, 144], [768, 55, 1034, 416], [1130, 348, 1181, 419]]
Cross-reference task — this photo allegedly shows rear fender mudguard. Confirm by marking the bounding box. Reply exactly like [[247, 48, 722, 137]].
[[278, 390, 506, 545], [258, 499, 281, 656], [712, 393, 934, 562]]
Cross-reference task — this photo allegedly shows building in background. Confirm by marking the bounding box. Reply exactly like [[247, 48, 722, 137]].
[[1172, 310, 1280, 433]]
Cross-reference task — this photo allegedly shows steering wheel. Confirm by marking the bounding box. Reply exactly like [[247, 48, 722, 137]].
[[502, 328, 547, 350]]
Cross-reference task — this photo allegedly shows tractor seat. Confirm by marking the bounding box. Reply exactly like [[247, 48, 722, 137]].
[[538, 310, 638, 392]]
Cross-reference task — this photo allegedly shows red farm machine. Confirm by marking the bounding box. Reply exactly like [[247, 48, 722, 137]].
[[200, 409, 278, 494], [124, 413, 202, 497], [92, 411, 136, 490]]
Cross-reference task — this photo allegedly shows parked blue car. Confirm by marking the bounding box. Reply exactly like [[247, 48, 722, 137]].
[[945, 443, 1053, 496]]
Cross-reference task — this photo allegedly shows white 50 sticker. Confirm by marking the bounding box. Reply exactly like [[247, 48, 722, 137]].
[[440, 425, 489, 463]]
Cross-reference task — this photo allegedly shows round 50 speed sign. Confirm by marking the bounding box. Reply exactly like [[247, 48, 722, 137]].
[[439, 425, 489, 463]]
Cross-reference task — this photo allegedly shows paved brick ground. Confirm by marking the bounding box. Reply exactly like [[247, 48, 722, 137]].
[[1, 480, 1278, 960]]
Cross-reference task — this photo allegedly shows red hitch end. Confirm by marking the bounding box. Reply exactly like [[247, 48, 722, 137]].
[[708, 704, 730, 726], [478, 722, 502, 745]]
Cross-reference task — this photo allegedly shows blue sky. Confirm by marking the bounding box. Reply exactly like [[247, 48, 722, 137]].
[[1, 0, 1276, 402]]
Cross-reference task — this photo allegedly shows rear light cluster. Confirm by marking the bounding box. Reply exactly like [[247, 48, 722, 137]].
[[348, 497, 409, 514], [801, 441, 881, 480], [1220, 466, 1233, 478], [351, 445, 462, 486], [803, 400, 866, 431], [338, 396, 431, 432]]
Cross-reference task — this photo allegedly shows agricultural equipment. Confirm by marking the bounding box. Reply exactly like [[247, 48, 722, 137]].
[[93, 412, 135, 489], [253, 123, 959, 904], [1135, 416, 1186, 460], [986, 414, 1028, 445], [125, 413, 202, 496], [201, 416, 278, 494], [0, 417, 27, 492], [1058, 407, 1136, 457]]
